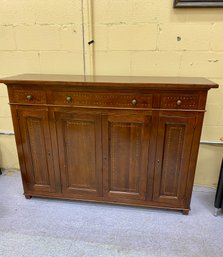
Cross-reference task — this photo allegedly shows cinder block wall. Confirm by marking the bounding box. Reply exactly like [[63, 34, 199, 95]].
[[0, 0, 222, 187]]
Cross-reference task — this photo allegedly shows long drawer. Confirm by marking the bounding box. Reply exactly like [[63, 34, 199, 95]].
[[49, 91, 153, 109]]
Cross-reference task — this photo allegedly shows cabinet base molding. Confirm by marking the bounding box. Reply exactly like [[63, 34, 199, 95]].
[[24, 191, 190, 214], [0, 74, 218, 215]]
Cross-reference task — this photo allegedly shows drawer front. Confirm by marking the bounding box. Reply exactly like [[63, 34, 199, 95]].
[[51, 91, 153, 109], [12, 89, 46, 104], [160, 94, 199, 109]]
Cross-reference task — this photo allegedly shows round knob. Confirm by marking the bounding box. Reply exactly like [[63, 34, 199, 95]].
[[176, 99, 182, 106], [26, 95, 33, 100], [66, 96, 72, 103], [132, 99, 137, 106]]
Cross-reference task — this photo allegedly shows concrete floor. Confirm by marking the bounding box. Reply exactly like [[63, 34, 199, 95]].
[[0, 170, 222, 257]]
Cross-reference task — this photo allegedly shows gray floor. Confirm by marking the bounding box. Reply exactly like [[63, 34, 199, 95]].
[[0, 170, 222, 257]]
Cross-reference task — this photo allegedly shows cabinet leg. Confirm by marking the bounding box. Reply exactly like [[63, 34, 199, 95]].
[[182, 209, 189, 215], [25, 195, 32, 199]]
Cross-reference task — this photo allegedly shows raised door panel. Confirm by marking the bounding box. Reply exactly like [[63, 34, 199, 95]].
[[103, 113, 152, 201], [54, 111, 102, 196], [153, 115, 195, 205], [17, 108, 56, 193]]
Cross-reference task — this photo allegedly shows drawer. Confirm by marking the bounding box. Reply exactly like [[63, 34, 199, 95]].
[[51, 91, 153, 109], [11, 89, 46, 104], [160, 94, 199, 109]]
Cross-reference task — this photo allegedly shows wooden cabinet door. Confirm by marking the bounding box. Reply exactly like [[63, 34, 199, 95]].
[[53, 111, 102, 196], [102, 113, 152, 201], [153, 114, 196, 206], [17, 108, 56, 193]]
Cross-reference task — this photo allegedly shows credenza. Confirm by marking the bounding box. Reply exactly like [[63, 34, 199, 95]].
[[0, 74, 218, 214]]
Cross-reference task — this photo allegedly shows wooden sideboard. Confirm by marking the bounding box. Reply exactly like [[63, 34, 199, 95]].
[[0, 74, 218, 214]]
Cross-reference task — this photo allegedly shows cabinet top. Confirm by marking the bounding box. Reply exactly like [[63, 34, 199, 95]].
[[0, 74, 218, 90]]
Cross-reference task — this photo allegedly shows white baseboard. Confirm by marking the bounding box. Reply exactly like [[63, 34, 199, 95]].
[[193, 185, 216, 193]]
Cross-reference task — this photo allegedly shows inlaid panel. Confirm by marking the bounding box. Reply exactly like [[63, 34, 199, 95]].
[[17, 108, 56, 192], [26, 117, 50, 185], [54, 112, 102, 196], [160, 125, 185, 197], [153, 115, 195, 205], [110, 122, 142, 193], [103, 114, 152, 200]]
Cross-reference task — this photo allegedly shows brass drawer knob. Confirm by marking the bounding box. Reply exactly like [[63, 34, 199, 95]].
[[132, 99, 137, 106], [26, 95, 33, 100], [66, 96, 72, 103], [176, 99, 182, 106]]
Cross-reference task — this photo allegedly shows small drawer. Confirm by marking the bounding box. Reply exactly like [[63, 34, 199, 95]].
[[160, 94, 199, 109], [12, 89, 47, 104], [51, 91, 153, 109]]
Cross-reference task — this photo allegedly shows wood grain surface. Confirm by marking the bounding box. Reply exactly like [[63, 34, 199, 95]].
[[1, 74, 218, 215]]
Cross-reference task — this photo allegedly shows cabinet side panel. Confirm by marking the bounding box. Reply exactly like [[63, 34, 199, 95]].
[[185, 112, 205, 208], [9, 105, 29, 193]]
